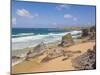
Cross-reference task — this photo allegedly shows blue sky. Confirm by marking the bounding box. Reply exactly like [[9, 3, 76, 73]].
[[12, 0, 96, 28]]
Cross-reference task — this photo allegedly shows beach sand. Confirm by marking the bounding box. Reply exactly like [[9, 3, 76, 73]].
[[12, 39, 95, 74]]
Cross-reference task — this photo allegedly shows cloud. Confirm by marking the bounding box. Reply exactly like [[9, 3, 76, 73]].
[[12, 18, 16, 25], [56, 4, 71, 10], [16, 9, 38, 18], [64, 14, 77, 21], [64, 14, 73, 18]]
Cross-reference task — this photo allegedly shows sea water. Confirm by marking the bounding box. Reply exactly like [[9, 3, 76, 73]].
[[12, 28, 82, 50]]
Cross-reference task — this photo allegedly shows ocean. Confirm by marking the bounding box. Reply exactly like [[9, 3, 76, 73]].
[[12, 28, 82, 50]]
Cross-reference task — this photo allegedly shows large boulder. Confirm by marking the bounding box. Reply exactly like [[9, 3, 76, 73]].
[[59, 33, 74, 47], [72, 45, 96, 70]]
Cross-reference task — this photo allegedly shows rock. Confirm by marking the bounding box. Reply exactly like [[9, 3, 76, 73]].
[[89, 26, 96, 40], [72, 45, 96, 70], [81, 26, 96, 39], [59, 33, 74, 47], [82, 29, 89, 37], [25, 42, 47, 60], [33, 42, 47, 53], [12, 56, 21, 59], [47, 48, 65, 58]]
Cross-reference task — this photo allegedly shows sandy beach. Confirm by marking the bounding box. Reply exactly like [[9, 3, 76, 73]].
[[12, 39, 95, 74]]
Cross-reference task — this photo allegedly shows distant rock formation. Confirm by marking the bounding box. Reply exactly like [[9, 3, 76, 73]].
[[82, 29, 89, 37], [89, 26, 96, 40], [82, 26, 96, 40], [72, 45, 96, 70], [59, 33, 74, 47]]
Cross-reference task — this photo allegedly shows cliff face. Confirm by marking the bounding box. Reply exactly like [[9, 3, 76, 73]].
[[72, 45, 96, 70]]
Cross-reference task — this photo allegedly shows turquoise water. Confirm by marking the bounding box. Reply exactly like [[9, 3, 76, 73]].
[[12, 28, 69, 38], [12, 28, 82, 50]]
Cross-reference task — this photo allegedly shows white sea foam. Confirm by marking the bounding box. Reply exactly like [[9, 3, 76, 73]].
[[12, 30, 82, 50], [12, 33, 34, 37]]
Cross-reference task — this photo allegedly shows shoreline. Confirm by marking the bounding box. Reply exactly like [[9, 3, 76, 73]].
[[12, 38, 95, 74], [12, 30, 82, 50]]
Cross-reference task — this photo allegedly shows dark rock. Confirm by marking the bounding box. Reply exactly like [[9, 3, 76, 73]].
[[72, 45, 96, 70], [82, 29, 89, 37], [12, 56, 21, 59]]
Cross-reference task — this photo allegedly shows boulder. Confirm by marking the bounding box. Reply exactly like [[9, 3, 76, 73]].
[[59, 33, 74, 47], [82, 29, 89, 37], [25, 42, 47, 60], [72, 45, 96, 70]]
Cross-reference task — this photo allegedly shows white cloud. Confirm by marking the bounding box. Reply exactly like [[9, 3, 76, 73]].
[[56, 4, 71, 10], [12, 18, 16, 25], [64, 14, 77, 21], [64, 14, 73, 18], [16, 9, 37, 18]]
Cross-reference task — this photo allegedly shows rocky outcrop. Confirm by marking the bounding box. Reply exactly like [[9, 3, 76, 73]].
[[33, 42, 47, 53], [81, 26, 96, 39], [41, 48, 67, 62], [46, 48, 65, 58], [72, 45, 96, 70], [59, 33, 74, 47], [25, 42, 47, 60]]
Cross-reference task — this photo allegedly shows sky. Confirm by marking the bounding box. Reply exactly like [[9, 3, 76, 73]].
[[12, 0, 96, 28]]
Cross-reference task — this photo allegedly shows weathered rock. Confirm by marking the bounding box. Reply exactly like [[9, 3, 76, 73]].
[[47, 48, 65, 58], [59, 33, 74, 47], [81, 26, 96, 39], [41, 48, 67, 62], [25, 42, 47, 60], [12, 56, 21, 59], [82, 29, 89, 37], [72, 45, 96, 70], [89, 26, 96, 40], [33, 42, 47, 53]]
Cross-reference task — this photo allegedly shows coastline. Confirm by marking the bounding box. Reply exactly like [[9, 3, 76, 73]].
[[12, 38, 95, 74]]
